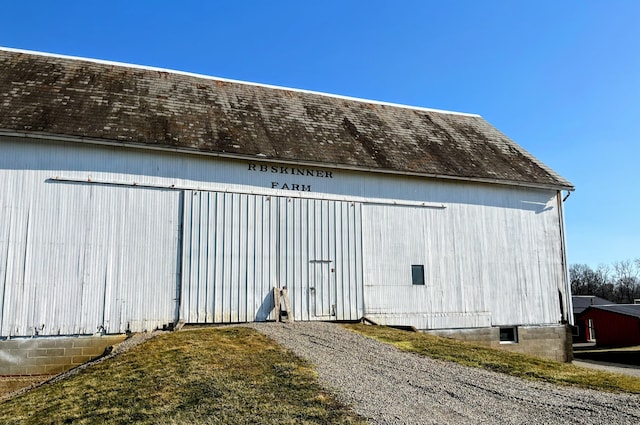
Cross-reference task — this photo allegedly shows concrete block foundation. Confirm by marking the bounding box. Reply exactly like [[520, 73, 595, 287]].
[[425, 325, 573, 362], [0, 335, 126, 375]]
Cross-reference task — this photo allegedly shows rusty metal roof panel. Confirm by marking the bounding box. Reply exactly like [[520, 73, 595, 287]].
[[0, 48, 573, 190]]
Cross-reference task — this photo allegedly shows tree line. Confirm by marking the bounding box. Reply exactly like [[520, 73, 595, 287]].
[[570, 259, 640, 303]]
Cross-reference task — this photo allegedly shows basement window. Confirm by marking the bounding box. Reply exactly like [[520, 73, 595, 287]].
[[499, 327, 518, 343], [411, 265, 425, 285]]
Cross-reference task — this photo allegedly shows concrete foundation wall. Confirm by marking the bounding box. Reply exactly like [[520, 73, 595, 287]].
[[0, 335, 126, 375], [425, 325, 573, 362]]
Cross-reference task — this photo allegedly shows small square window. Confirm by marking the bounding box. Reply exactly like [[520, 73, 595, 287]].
[[411, 265, 425, 285], [499, 327, 518, 343]]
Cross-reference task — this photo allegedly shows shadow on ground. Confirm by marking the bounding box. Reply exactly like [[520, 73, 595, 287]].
[[573, 347, 640, 367]]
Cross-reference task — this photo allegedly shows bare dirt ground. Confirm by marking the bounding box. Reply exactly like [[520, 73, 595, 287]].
[[250, 322, 640, 425], [0, 375, 52, 399]]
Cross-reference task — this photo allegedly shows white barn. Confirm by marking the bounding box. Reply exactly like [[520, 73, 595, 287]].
[[0, 48, 574, 361]]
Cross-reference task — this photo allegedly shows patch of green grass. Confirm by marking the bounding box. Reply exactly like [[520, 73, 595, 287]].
[[0, 327, 367, 424], [344, 324, 640, 394]]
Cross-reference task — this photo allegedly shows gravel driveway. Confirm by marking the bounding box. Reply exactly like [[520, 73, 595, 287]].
[[250, 322, 640, 425]]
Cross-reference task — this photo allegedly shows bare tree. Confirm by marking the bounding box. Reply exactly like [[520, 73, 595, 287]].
[[570, 259, 640, 303], [570, 263, 612, 300], [612, 259, 640, 303]]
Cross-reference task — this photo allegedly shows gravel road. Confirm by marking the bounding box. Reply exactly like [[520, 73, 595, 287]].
[[250, 322, 640, 425]]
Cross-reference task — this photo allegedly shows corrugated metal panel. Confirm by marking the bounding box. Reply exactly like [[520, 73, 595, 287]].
[[586, 304, 640, 319], [281, 197, 364, 321], [0, 136, 557, 209], [580, 308, 640, 346], [0, 178, 180, 336], [180, 192, 364, 323], [363, 313, 492, 329], [180, 191, 275, 323], [2, 138, 570, 335], [362, 187, 565, 328]]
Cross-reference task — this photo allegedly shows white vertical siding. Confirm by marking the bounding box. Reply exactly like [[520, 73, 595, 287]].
[[283, 197, 365, 321], [0, 177, 180, 336], [180, 192, 364, 323], [362, 187, 565, 328], [1, 137, 569, 335], [181, 191, 273, 323]]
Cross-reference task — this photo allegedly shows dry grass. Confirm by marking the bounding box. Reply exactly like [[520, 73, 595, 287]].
[[344, 324, 640, 394], [0, 327, 366, 424]]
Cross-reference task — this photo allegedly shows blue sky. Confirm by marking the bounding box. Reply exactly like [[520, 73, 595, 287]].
[[2, 1, 638, 267]]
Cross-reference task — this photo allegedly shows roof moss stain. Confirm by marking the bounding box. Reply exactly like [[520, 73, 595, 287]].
[[0, 48, 573, 190]]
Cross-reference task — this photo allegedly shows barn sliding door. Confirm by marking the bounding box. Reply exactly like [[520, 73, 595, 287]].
[[180, 191, 364, 323], [180, 191, 277, 324], [0, 183, 181, 336]]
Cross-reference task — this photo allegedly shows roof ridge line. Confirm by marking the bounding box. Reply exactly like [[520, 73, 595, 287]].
[[0, 46, 480, 118]]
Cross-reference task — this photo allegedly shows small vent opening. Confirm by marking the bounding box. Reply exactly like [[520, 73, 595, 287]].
[[499, 327, 518, 343]]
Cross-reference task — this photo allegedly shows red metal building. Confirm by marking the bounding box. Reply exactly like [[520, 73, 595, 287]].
[[571, 295, 612, 343], [578, 305, 640, 347]]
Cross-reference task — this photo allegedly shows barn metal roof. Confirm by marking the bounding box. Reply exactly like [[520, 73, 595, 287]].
[[583, 304, 640, 319], [0, 47, 573, 190], [572, 295, 614, 315]]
